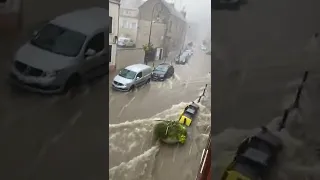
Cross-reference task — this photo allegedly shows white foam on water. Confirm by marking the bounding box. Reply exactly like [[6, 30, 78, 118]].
[[212, 108, 320, 180], [109, 145, 160, 180], [109, 87, 212, 180], [173, 73, 181, 81]]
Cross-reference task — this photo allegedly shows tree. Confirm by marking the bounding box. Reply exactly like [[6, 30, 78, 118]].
[[153, 120, 187, 144], [143, 43, 154, 53], [143, 43, 155, 64]]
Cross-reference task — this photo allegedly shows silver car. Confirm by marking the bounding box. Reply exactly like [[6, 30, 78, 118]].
[[175, 52, 189, 65], [9, 7, 109, 94], [112, 64, 152, 91]]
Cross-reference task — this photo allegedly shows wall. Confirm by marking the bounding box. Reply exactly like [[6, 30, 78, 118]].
[[118, 16, 138, 42], [166, 16, 186, 50], [119, 8, 139, 17], [138, 0, 187, 52], [136, 19, 165, 48], [116, 49, 144, 70], [109, 1, 119, 66], [138, 0, 170, 22]]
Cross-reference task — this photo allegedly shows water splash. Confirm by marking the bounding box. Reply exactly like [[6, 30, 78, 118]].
[[109, 87, 211, 180], [212, 111, 320, 179]]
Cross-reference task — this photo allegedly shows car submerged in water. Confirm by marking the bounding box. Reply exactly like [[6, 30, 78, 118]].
[[151, 63, 174, 81], [221, 127, 283, 180], [178, 102, 200, 127], [175, 52, 191, 65]]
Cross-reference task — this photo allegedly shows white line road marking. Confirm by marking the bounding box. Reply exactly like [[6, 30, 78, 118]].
[[189, 143, 193, 155], [68, 110, 82, 126], [109, 97, 115, 104], [117, 96, 135, 118], [172, 144, 179, 163], [27, 110, 82, 177], [159, 160, 164, 170]]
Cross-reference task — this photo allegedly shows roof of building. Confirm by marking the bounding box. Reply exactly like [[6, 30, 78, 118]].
[[125, 64, 151, 72], [139, 0, 186, 22], [50, 7, 108, 35], [120, 7, 139, 10], [160, 0, 186, 22], [110, 0, 121, 4]]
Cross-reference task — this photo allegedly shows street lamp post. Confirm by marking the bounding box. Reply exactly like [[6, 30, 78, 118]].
[[164, 15, 173, 65], [146, 2, 162, 67], [148, 2, 162, 46]]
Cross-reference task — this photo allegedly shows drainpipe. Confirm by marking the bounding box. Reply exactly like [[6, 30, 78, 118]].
[[114, 1, 120, 69]]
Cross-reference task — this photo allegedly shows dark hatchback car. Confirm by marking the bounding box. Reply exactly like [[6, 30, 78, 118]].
[[151, 63, 174, 81]]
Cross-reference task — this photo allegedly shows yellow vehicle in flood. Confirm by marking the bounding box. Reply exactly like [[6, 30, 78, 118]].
[[221, 170, 251, 180], [178, 102, 199, 127], [221, 127, 283, 180]]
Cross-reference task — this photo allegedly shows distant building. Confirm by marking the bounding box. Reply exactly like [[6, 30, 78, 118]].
[[119, 7, 139, 42], [137, 0, 187, 56], [120, 0, 144, 8], [109, 0, 120, 71]]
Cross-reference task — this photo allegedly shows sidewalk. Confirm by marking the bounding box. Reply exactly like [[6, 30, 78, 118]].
[[146, 50, 180, 67]]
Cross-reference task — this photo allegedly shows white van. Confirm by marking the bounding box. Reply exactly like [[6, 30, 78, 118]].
[[9, 7, 109, 94], [112, 64, 152, 91]]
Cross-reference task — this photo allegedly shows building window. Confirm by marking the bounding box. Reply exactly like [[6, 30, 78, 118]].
[[109, 45, 112, 62], [131, 22, 137, 29], [125, 10, 131, 15], [122, 20, 129, 28], [109, 16, 113, 33]]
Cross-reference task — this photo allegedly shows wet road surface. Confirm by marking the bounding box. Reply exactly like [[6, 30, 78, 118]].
[[0, 41, 111, 179], [212, 0, 320, 179], [109, 49, 211, 180], [109, 50, 211, 124]]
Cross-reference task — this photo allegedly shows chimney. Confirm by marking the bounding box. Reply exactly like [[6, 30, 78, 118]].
[[181, 11, 186, 18], [181, 6, 186, 18], [168, 3, 175, 7], [180, 10, 186, 18]]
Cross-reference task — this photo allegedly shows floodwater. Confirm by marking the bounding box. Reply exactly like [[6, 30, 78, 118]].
[[211, 73, 320, 180], [212, 109, 320, 180], [109, 86, 211, 180], [109, 49, 212, 180]]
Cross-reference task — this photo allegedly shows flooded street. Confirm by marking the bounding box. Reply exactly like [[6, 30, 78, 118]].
[[109, 49, 211, 180], [212, 0, 320, 179]]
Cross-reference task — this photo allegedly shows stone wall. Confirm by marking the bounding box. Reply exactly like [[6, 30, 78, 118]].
[[136, 20, 165, 48], [115, 48, 144, 70]]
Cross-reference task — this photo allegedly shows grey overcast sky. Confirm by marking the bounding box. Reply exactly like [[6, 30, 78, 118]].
[[137, 0, 211, 23], [173, 0, 211, 23], [174, 0, 211, 39]]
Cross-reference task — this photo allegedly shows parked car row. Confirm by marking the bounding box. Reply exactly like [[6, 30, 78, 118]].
[[112, 63, 175, 92], [117, 37, 136, 48], [175, 49, 194, 65]]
